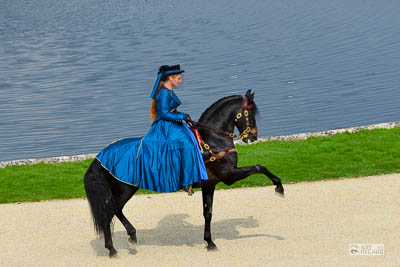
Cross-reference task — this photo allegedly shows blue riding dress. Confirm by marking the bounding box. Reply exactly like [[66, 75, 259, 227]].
[[96, 86, 208, 192]]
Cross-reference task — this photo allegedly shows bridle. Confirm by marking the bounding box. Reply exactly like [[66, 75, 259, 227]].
[[234, 96, 258, 140], [187, 96, 258, 163]]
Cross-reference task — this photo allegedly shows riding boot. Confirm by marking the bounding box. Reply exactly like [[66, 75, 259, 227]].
[[182, 185, 194, 196]]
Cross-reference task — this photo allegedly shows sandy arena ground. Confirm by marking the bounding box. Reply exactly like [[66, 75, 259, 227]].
[[0, 174, 399, 267]]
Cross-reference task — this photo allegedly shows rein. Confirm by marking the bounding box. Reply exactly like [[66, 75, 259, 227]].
[[188, 121, 237, 138]]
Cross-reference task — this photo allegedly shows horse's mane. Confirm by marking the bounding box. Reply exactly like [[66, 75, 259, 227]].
[[199, 95, 241, 121], [199, 95, 259, 122]]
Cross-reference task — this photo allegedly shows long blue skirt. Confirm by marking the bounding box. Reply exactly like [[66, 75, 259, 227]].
[[96, 120, 208, 192]]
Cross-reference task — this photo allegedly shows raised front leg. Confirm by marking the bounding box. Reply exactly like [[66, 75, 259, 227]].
[[202, 185, 217, 251], [219, 164, 284, 196], [257, 164, 284, 196], [110, 180, 139, 246]]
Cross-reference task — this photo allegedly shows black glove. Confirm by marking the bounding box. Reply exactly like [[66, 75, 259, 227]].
[[183, 113, 192, 122]]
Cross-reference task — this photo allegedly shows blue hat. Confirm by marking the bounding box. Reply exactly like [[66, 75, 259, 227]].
[[150, 65, 185, 99]]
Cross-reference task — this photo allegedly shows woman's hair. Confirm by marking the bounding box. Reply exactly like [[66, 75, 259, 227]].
[[150, 81, 164, 121]]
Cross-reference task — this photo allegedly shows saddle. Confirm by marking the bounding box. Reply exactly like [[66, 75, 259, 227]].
[[188, 127, 204, 153]]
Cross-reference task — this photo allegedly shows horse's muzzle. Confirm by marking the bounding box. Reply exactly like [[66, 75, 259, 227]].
[[249, 134, 258, 142], [242, 132, 257, 143], [248, 128, 258, 143]]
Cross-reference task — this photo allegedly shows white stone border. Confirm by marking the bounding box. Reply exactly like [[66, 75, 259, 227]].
[[1, 121, 399, 168], [0, 154, 97, 169], [235, 121, 400, 145]]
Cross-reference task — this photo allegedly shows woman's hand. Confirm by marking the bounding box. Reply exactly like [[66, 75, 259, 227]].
[[183, 113, 192, 122]]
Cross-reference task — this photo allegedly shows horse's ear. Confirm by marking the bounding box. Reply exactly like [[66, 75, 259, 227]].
[[249, 93, 255, 103], [245, 89, 252, 98]]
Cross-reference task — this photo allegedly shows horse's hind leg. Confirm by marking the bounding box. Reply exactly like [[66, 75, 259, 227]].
[[109, 176, 139, 245], [202, 185, 217, 251], [115, 210, 137, 244], [104, 222, 118, 257]]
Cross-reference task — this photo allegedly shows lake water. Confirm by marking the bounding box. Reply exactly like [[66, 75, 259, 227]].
[[1, 0, 399, 161]]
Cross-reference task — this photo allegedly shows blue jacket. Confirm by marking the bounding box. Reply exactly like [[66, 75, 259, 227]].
[[154, 87, 184, 123]]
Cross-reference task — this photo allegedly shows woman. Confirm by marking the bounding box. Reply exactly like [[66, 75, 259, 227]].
[[96, 65, 208, 194]]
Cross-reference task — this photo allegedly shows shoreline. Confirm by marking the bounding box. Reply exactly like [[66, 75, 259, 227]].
[[1, 121, 399, 168]]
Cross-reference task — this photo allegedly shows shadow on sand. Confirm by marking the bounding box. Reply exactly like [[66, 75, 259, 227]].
[[90, 214, 284, 256]]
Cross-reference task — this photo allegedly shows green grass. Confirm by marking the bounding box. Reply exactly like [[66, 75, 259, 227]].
[[1, 128, 399, 204], [221, 127, 400, 189], [0, 160, 92, 203]]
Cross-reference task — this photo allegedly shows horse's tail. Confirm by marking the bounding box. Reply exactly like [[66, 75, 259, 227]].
[[84, 159, 117, 236]]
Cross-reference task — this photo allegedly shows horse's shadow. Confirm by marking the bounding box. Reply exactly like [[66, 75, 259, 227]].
[[90, 214, 284, 256]]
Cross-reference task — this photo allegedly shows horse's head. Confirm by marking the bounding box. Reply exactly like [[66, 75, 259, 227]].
[[234, 89, 258, 143]]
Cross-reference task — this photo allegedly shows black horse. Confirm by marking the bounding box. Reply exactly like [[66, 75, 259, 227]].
[[84, 89, 284, 257]]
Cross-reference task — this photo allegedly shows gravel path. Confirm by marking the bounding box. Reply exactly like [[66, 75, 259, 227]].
[[1, 174, 399, 266]]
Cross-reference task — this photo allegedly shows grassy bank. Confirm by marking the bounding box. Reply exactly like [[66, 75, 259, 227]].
[[1, 127, 399, 204]]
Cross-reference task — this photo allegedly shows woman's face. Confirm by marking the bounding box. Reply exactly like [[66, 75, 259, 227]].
[[168, 74, 183, 88]]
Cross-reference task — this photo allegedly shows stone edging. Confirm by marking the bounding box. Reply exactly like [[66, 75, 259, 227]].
[[235, 121, 400, 145], [1, 121, 399, 168], [0, 154, 97, 169]]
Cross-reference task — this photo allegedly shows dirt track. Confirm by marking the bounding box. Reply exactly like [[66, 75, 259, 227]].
[[1, 174, 399, 267]]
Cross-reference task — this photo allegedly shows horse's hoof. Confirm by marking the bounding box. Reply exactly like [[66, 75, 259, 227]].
[[128, 236, 137, 245], [275, 185, 285, 198], [207, 243, 218, 251], [109, 249, 118, 258]]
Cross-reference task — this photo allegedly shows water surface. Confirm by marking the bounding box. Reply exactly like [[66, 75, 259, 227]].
[[1, 0, 399, 161]]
